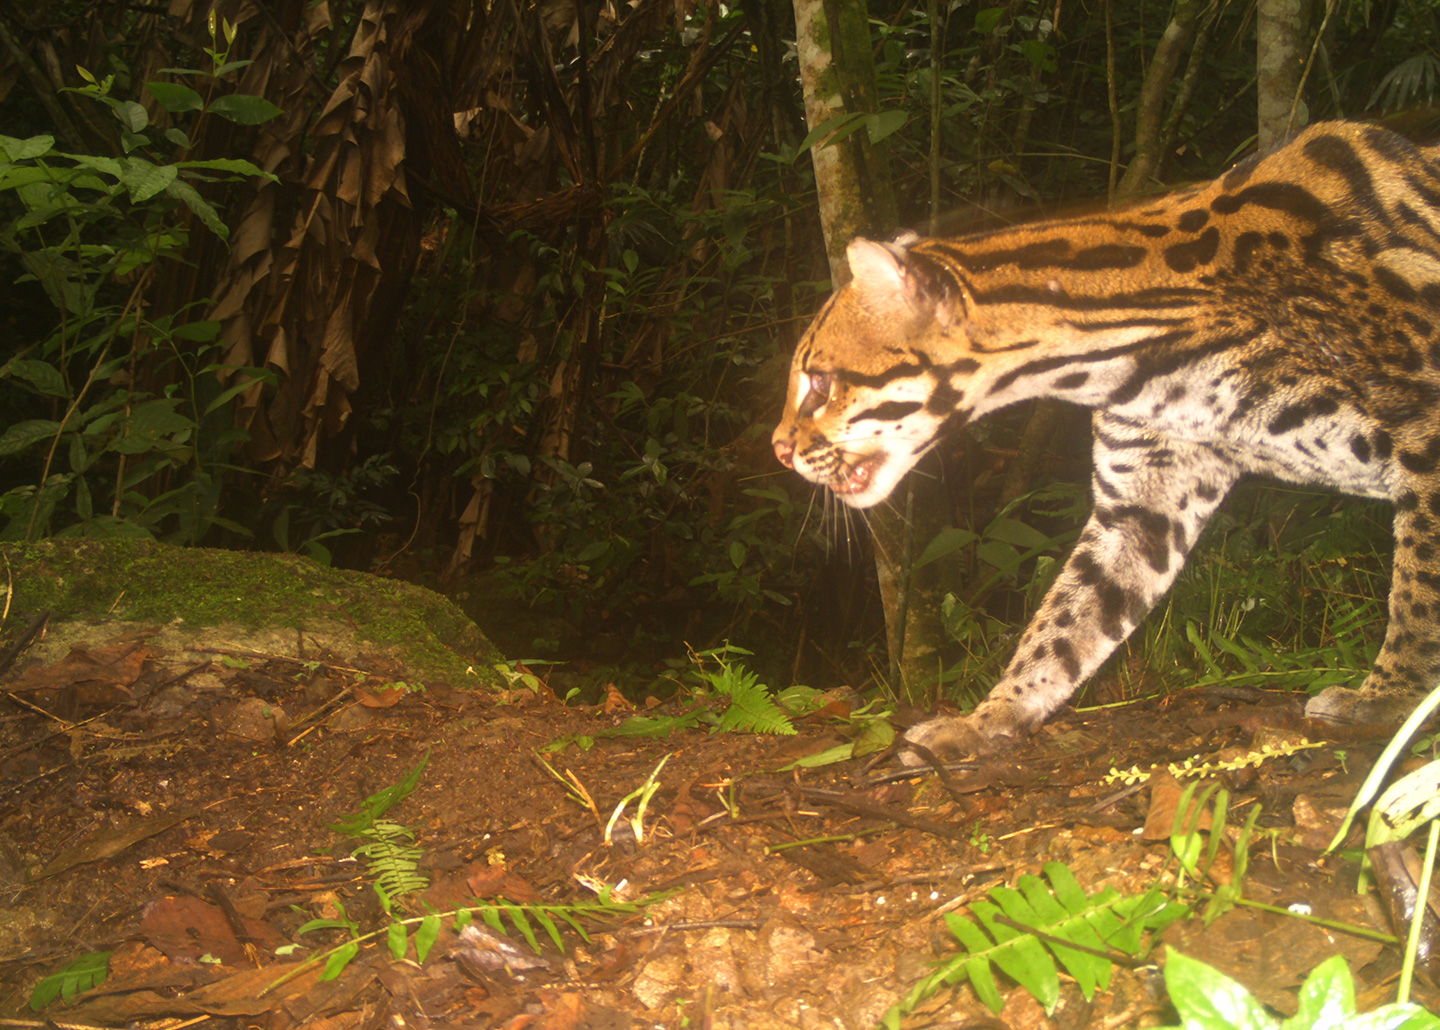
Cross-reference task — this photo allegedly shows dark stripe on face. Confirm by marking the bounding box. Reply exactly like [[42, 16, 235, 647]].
[[849, 400, 923, 424], [838, 364, 924, 389]]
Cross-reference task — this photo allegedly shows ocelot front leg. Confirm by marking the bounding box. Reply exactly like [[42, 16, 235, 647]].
[[903, 415, 1242, 762], [1306, 482, 1440, 725]]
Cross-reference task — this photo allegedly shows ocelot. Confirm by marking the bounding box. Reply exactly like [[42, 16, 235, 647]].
[[772, 121, 1440, 759]]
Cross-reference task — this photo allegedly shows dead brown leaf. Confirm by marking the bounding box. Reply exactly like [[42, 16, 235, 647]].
[[32, 807, 197, 880]]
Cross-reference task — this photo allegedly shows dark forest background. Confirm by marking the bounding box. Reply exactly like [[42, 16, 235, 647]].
[[0, 0, 1432, 702]]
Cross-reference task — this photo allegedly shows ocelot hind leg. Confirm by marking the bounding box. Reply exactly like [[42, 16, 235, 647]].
[[1306, 483, 1440, 725], [903, 422, 1241, 763]]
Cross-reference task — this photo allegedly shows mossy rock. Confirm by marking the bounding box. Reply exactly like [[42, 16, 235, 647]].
[[0, 539, 504, 687]]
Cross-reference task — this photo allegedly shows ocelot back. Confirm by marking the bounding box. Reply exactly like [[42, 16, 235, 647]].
[[772, 121, 1440, 759]]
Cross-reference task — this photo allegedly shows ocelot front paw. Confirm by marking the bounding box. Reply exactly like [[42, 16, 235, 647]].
[[1304, 684, 1415, 726], [899, 700, 1028, 766]]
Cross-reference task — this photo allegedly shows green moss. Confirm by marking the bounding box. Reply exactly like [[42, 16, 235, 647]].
[[0, 540, 504, 686]]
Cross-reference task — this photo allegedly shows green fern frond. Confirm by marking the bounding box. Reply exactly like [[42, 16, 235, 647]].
[[454, 888, 665, 955], [707, 659, 796, 735], [882, 863, 1189, 1025], [351, 818, 428, 903]]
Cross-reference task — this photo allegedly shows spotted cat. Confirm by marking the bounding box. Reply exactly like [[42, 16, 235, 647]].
[[772, 121, 1440, 758]]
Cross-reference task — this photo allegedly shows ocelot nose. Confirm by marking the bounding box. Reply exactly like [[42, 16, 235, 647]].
[[773, 437, 795, 468]]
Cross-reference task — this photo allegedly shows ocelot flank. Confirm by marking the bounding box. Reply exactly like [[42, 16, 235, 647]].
[[772, 121, 1440, 762]]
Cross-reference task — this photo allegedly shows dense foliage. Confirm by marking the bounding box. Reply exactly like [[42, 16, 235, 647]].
[[0, 0, 1432, 697]]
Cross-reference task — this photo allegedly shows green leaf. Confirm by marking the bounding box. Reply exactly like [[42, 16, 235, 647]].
[[170, 320, 222, 343], [112, 100, 149, 132], [177, 157, 274, 179], [118, 157, 177, 203], [165, 177, 228, 238], [1163, 950, 1279, 1030], [985, 517, 1057, 550], [914, 526, 980, 570], [109, 400, 194, 454], [207, 94, 283, 125], [974, 6, 1007, 33], [1284, 955, 1354, 1030], [29, 950, 110, 1010], [387, 921, 408, 960], [415, 913, 442, 963], [0, 419, 61, 456], [2, 358, 68, 398], [0, 133, 56, 160], [146, 81, 204, 113], [865, 109, 908, 144], [320, 941, 359, 981]]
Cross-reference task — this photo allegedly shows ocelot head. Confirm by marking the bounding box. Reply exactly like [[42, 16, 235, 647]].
[[772, 234, 970, 508]]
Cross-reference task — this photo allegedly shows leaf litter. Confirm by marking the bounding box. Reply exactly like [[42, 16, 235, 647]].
[[0, 620, 1437, 1028]]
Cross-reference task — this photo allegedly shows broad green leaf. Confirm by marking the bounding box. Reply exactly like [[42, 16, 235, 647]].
[[985, 517, 1057, 550], [387, 921, 408, 960], [865, 109, 908, 143], [169, 320, 222, 343], [109, 400, 194, 454], [1, 133, 55, 160], [111, 100, 149, 132], [0, 419, 61, 456], [2, 358, 68, 398], [1163, 951, 1278, 1030], [1284, 955, 1354, 1030], [415, 914, 442, 962], [145, 81, 203, 113], [118, 157, 176, 203], [319, 941, 359, 981], [165, 178, 228, 238], [207, 94, 283, 125], [914, 526, 980, 570]]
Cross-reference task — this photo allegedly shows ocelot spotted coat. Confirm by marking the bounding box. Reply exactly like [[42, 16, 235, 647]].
[[772, 121, 1440, 759]]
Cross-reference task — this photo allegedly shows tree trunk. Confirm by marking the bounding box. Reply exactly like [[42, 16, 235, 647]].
[[1257, 0, 1309, 148], [793, 0, 950, 702]]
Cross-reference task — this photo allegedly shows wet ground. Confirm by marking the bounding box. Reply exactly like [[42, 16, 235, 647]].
[[0, 618, 1435, 1029]]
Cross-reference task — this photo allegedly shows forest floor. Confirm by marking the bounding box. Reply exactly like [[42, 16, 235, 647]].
[[1, 591, 1437, 1028]]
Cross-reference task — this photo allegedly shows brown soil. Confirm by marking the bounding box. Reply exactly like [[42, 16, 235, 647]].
[[0, 545, 1434, 1029]]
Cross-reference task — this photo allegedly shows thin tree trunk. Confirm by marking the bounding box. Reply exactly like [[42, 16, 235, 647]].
[[1258, 0, 1310, 147], [793, 0, 949, 702]]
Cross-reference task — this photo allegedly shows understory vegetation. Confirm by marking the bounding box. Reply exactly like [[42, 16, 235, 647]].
[[0, 0, 1428, 706]]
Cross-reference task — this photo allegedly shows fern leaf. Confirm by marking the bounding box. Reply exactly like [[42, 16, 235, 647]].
[[969, 898, 1062, 1011], [716, 677, 795, 735], [480, 905, 504, 934], [534, 907, 565, 951], [1011, 874, 1113, 996], [887, 864, 1194, 1021], [503, 903, 541, 953], [940, 913, 1007, 1011]]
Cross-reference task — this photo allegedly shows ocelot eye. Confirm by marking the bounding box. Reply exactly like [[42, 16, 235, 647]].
[[799, 371, 833, 417]]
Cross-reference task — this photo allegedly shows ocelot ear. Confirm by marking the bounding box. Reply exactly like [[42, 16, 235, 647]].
[[845, 237, 950, 325]]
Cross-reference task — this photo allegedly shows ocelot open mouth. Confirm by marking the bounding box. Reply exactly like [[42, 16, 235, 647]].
[[829, 455, 879, 496]]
